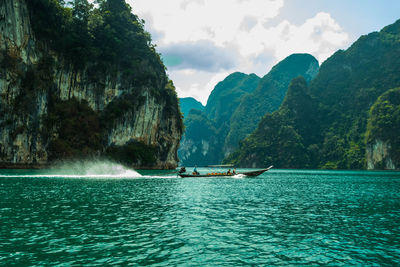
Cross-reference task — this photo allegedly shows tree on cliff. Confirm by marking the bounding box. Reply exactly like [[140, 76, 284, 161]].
[[27, 0, 164, 83]]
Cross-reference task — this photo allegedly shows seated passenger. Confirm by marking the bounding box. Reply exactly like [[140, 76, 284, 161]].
[[193, 165, 199, 175], [179, 167, 186, 174]]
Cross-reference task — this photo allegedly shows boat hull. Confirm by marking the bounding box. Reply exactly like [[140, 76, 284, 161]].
[[178, 166, 273, 178]]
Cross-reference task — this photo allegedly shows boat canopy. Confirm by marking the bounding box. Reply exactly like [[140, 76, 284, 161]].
[[206, 164, 234, 168]]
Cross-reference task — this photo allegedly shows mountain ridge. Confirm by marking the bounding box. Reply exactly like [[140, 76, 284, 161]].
[[226, 19, 400, 170], [179, 97, 204, 118], [178, 54, 318, 166]]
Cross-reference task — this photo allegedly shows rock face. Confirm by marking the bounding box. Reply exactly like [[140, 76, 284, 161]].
[[365, 88, 400, 170], [0, 0, 183, 169], [366, 140, 395, 170]]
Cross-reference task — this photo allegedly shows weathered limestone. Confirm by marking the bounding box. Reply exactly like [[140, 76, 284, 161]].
[[0, 0, 182, 169], [366, 139, 396, 170]]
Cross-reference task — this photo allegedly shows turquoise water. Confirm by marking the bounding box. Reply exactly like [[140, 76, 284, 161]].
[[1, 165, 399, 265]]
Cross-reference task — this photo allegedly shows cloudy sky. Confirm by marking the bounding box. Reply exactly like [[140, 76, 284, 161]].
[[127, 0, 400, 105]]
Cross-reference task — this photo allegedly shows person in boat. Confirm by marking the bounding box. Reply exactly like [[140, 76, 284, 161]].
[[233, 168, 236, 174], [193, 165, 199, 175], [227, 169, 231, 175], [179, 167, 186, 174]]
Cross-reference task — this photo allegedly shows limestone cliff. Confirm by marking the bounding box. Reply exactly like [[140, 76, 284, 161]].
[[0, 0, 183, 169], [366, 140, 395, 170], [365, 88, 400, 170]]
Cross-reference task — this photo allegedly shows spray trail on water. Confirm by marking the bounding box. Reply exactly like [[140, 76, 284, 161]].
[[0, 160, 142, 178]]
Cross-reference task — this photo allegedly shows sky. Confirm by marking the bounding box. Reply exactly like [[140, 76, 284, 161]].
[[127, 0, 400, 105]]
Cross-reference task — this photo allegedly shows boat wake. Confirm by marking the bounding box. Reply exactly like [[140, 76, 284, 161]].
[[0, 161, 142, 179]]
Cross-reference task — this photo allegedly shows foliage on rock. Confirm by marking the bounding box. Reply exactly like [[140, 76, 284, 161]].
[[366, 88, 400, 167], [0, 0, 183, 169], [226, 20, 400, 169]]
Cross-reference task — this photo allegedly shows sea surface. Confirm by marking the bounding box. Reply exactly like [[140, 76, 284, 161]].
[[1, 162, 399, 266]]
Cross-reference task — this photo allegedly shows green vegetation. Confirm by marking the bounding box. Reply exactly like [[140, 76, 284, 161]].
[[179, 97, 204, 118], [178, 73, 259, 166], [45, 94, 165, 166], [225, 54, 319, 153], [6, 0, 183, 167], [13, 55, 55, 115], [162, 80, 184, 134], [179, 109, 220, 166], [101, 92, 145, 128], [42, 80, 182, 166], [366, 88, 400, 165], [179, 55, 319, 167], [204, 72, 260, 126], [105, 141, 157, 166], [45, 97, 102, 160], [225, 77, 314, 168], [26, 0, 165, 86], [185, 110, 218, 144], [226, 20, 400, 169]]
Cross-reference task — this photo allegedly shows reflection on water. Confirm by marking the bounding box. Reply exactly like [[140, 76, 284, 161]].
[[0, 169, 399, 265]]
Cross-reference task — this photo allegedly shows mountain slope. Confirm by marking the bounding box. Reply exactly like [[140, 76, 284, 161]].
[[178, 109, 220, 166], [204, 72, 260, 125], [226, 19, 400, 169], [179, 97, 204, 118], [224, 54, 319, 155], [178, 72, 259, 165], [225, 77, 319, 168], [179, 54, 319, 167]]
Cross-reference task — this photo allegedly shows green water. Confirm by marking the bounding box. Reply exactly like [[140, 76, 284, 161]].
[[1, 166, 399, 266]]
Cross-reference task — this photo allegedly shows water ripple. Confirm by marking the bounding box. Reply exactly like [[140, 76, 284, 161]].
[[0, 169, 399, 265]]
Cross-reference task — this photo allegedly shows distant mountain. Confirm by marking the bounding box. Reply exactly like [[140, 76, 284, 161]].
[[179, 97, 204, 118], [225, 54, 319, 155], [226, 19, 400, 170], [204, 72, 260, 125], [225, 77, 319, 168], [178, 72, 259, 166], [178, 109, 220, 166], [178, 54, 319, 167]]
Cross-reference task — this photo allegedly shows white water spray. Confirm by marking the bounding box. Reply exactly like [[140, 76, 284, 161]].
[[62, 160, 141, 177], [0, 160, 142, 179]]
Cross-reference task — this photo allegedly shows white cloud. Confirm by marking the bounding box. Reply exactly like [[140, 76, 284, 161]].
[[130, 0, 284, 45], [126, 1, 349, 104], [169, 70, 230, 105], [160, 40, 237, 72], [235, 12, 349, 64], [271, 12, 349, 63]]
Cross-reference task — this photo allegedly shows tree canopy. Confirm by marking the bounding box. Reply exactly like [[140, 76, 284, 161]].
[[27, 0, 165, 86]]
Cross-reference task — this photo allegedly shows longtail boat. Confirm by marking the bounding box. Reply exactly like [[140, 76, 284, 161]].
[[178, 166, 273, 178]]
